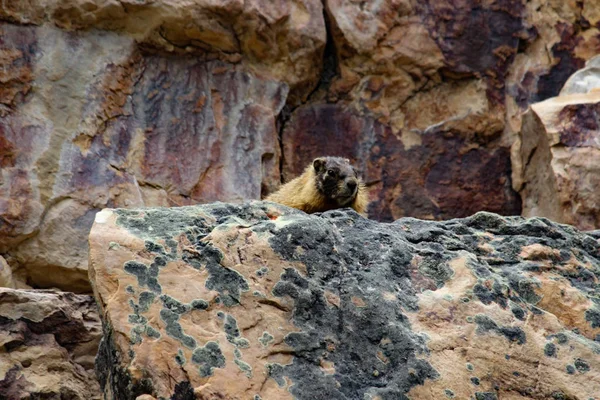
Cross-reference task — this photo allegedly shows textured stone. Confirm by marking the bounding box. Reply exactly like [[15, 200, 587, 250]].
[[0, 256, 14, 289], [0, 0, 326, 103], [89, 202, 600, 399], [281, 0, 600, 224], [282, 104, 520, 221], [3, 0, 600, 293], [511, 91, 600, 231], [0, 22, 287, 292], [0, 288, 102, 399], [561, 55, 600, 95]]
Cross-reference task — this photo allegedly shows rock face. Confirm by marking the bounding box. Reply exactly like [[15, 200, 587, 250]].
[[282, 104, 521, 221], [89, 202, 600, 399], [0, 22, 287, 292], [280, 0, 600, 222], [0, 288, 102, 399], [512, 91, 600, 231], [2, 0, 600, 292]]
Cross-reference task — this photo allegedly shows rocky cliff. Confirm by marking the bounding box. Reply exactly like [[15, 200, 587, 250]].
[[2, 0, 600, 294], [88, 202, 600, 400], [2, 1, 600, 398]]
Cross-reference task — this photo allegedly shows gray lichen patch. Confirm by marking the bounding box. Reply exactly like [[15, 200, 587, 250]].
[[191, 299, 209, 310], [202, 243, 250, 307], [159, 308, 196, 349], [475, 393, 498, 400], [175, 349, 186, 366], [544, 343, 557, 357], [192, 341, 226, 377], [160, 294, 190, 314], [255, 267, 269, 277], [223, 314, 250, 348], [124, 261, 162, 294], [259, 331, 274, 347], [474, 314, 526, 344], [138, 291, 156, 313], [574, 358, 590, 373], [266, 363, 286, 387], [585, 307, 600, 328], [234, 358, 252, 378], [145, 326, 161, 339]]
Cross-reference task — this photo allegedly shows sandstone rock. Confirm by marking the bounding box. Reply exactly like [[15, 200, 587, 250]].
[[282, 0, 600, 224], [0, 288, 102, 399], [0, 0, 325, 104], [0, 22, 287, 292], [3, 0, 600, 292], [0, 256, 15, 289], [512, 91, 600, 231], [89, 202, 600, 399]]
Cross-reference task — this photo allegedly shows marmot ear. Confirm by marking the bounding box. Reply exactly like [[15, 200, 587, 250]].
[[313, 157, 326, 173]]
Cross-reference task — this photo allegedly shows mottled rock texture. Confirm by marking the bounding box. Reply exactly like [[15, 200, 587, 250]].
[[512, 91, 600, 231], [89, 202, 600, 399], [2, 0, 600, 292], [285, 0, 600, 222], [0, 288, 102, 399], [0, 22, 287, 292]]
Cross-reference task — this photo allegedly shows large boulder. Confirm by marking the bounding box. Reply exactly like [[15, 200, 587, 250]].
[[0, 288, 102, 399], [511, 91, 600, 231], [89, 202, 600, 399]]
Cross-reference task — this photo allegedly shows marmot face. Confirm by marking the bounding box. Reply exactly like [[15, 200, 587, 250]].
[[313, 157, 360, 206]]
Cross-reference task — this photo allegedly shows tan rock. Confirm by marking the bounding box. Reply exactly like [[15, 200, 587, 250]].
[[1, 23, 287, 292], [0, 256, 15, 289], [89, 203, 600, 399], [512, 91, 600, 230], [0, 288, 102, 399], [0, 0, 326, 103]]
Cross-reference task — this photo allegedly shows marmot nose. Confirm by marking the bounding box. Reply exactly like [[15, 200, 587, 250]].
[[347, 180, 357, 192]]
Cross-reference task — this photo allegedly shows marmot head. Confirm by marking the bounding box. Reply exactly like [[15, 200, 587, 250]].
[[312, 157, 361, 206]]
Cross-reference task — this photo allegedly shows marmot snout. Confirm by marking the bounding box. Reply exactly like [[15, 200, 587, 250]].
[[265, 156, 369, 217]]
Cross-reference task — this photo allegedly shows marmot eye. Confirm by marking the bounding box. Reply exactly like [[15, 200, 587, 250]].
[[327, 169, 335, 176]]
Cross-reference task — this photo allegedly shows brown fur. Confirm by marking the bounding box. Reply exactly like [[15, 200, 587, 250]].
[[265, 157, 369, 217]]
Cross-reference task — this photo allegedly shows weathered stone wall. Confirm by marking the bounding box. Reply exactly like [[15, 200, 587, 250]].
[[1, 1, 599, 290], [88, 202, 600, 399]]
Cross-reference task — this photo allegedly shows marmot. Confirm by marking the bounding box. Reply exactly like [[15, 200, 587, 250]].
[[265, 156, 369, 217]]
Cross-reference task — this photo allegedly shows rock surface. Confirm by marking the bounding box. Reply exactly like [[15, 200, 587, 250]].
[[282, 104, 521, 221], [561, 56, 600, 96], [512, 91, 600, 231], [0, 22, 286, 292], [0, 288, 102, 399], [89, 202, 600, 399], [0, 0, 326, 103], [2, 0, 600, 293]]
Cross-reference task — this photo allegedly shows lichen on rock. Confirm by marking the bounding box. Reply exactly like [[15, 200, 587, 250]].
[[89, 202, 600, 399]]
